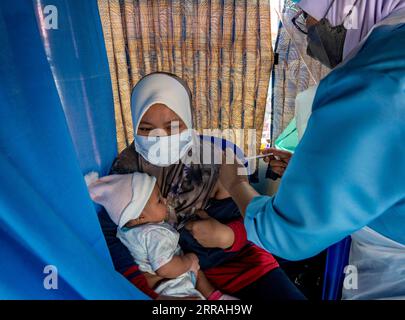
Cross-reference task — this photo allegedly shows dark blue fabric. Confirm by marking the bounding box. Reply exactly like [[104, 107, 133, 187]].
[[234, 267, 307, 301], [0, 0, 147, 299], [205, 197, 243, 222], [179, 197, 245, 270], [322, 237, 351, 300]]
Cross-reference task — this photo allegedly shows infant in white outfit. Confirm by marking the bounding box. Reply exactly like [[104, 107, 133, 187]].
[[86, 172, 236, 300]]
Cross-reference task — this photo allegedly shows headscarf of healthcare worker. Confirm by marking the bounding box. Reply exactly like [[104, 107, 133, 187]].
[[293, 0, 405, 137], [298, 0, 405, 60], [223, 1, 405, 300]]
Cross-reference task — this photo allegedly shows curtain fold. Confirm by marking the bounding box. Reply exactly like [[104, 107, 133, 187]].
[[98, 0, 273, 154]]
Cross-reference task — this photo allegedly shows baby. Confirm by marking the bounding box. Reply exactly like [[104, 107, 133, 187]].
[[86, 172, 236, 300]]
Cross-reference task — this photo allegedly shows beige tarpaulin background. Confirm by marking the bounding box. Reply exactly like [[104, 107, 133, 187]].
[[97, 0, 273, 154]]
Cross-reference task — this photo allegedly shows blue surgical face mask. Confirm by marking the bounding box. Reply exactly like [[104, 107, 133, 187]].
[[134, 130, 194, 167]]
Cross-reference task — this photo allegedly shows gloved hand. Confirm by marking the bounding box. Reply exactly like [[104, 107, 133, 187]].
[[262, 148, 292, 177]]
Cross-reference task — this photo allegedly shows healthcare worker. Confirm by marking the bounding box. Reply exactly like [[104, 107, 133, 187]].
[[220, 0, 405, 300]]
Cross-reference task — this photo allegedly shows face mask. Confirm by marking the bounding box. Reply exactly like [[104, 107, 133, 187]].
[[306, 0, 360, 69], [306, 19, 347, 69], [134, 130, 194, 167]]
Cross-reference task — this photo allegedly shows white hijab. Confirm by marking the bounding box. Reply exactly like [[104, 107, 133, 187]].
[[131, 73, 193, 132]]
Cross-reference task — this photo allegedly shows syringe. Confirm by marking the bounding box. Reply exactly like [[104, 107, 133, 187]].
[[244, 153, 280, 161]]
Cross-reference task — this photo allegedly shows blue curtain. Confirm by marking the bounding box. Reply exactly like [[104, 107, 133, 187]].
[[0, 0, 148, 299], [322, 237, 352, 300]]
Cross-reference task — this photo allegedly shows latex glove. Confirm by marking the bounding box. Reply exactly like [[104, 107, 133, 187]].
[[262, 147, 292, 177]]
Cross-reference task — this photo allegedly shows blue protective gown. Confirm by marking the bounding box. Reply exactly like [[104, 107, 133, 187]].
[[245, 24, 405, 261]]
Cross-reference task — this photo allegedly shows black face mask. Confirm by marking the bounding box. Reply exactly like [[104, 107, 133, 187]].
[[306, 0, 360, 69], [306, 18, 347, 69]]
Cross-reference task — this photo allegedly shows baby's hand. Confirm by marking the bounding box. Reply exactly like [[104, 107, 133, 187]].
[[184, 253, 200, 275]]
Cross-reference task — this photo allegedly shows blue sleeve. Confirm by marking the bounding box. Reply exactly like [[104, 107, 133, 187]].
[[245, 28, 405, 260]]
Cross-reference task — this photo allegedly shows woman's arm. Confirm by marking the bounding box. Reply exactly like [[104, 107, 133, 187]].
[[217, 150, 291, 215], [187, 175, 250, 250], [218, 160, 259, 216], [185, 215, 235, 249], [185, 204, 248, 251]]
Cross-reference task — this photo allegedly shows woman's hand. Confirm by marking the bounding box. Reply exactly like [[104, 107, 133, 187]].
[[262, 148, 292, 177], [185, 211, 235, 249]]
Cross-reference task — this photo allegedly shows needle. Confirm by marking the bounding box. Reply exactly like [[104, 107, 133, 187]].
[[245, 153, 280, 161]]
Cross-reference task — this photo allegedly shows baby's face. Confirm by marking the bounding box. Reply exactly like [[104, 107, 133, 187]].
[[142, 184, 168, 223]]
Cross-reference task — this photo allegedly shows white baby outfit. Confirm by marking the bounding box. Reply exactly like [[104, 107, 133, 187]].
[[118, 221, 204, 299]]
